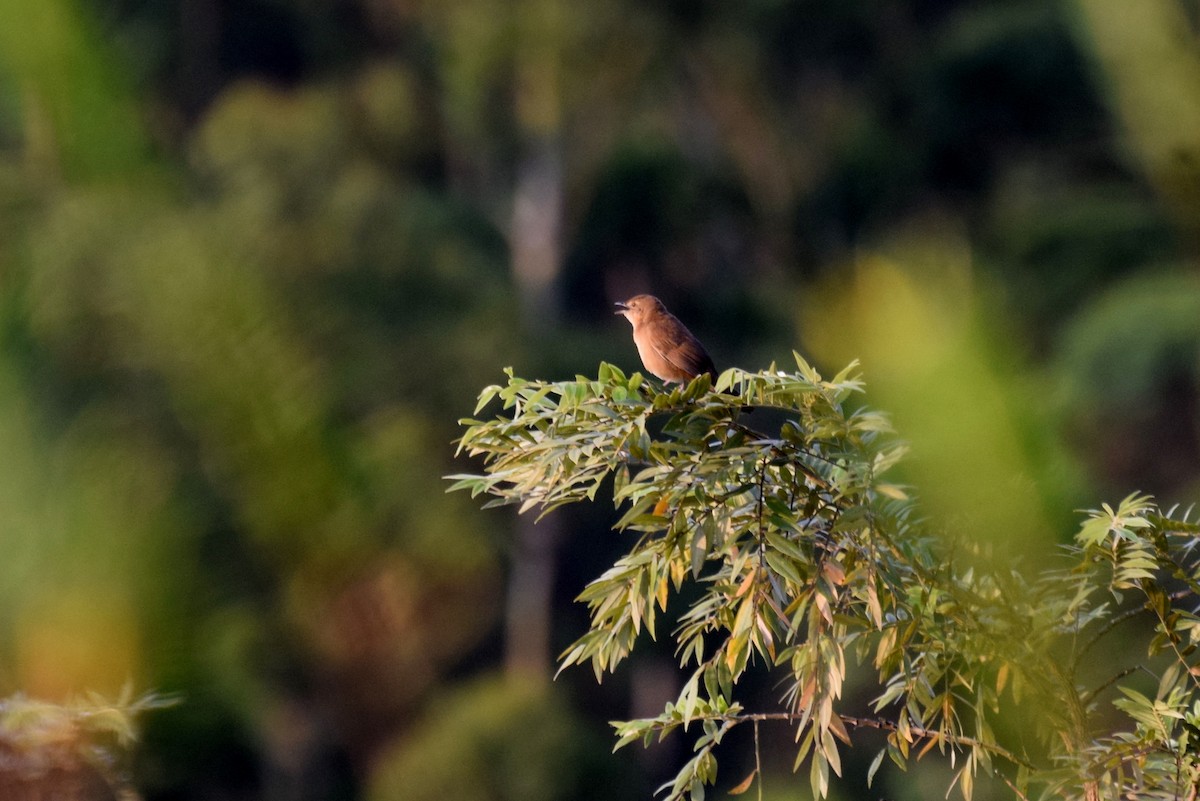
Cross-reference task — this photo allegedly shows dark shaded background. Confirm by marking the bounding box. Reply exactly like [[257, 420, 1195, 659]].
[[1, 1, 1199, 799]]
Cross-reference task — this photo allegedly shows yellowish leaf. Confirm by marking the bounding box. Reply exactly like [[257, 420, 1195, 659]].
[[866, 581, 883, 628], [814, 592, 833, 625], [917, 733, 940, 760], [728, 771, 757, 796], [823, 561, 846, 585], [828, 713, 852, 746]]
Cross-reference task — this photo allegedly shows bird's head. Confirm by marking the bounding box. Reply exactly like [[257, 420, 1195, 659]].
[[614, 294, 664, 326]]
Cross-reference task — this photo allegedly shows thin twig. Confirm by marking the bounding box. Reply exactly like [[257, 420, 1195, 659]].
[[631, 710, 1036, 771], [1072, 603, 1147, 674], [1081, 665, 1149, 706], [1145, 595, 1200, 694], [754, 719, 763, 801], [998, 770, 1032, 801]]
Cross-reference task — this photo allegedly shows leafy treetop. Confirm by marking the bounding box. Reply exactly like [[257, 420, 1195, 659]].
[[452, 357, 1200, 801]]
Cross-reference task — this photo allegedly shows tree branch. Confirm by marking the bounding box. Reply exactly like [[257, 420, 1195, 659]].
[[627, 710, 1037, 771]]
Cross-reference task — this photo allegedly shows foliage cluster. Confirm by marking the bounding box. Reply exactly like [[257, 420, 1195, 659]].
[[454, 361, 1200, 801], [0, 689, 168, 800]]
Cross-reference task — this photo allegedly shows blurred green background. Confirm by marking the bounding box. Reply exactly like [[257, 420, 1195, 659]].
[[0, 0, 1199, 798]]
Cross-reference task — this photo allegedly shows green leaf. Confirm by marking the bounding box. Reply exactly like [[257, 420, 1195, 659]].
[[822, 729, 842, 777], [809, 750, 829, 799], [867, 747, 887, 787]]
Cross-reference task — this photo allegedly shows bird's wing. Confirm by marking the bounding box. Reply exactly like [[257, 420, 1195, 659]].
[[649, 324, 716, 378]]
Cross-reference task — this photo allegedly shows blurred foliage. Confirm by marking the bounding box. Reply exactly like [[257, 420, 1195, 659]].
[[1053, 270, 1200, 498], [1056, 271, 1200, 412], [804, 237, 1072, 552], [367, 677, 617, 801], [0, 0, 1196, 799], [1070, 0, 1200, 235], [0, 689, 169, 800]]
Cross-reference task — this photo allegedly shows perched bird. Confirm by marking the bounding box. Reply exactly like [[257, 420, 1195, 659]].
[[614, 294, 717, 384]]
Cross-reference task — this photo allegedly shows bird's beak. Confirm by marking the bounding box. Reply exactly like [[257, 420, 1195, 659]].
[[613, 301, 629, 315]]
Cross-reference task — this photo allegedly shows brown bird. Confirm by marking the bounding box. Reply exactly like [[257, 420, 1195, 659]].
[[615, 294, 717, 384]]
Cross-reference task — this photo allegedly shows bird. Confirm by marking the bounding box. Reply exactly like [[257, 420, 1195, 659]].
[[614, 294, 717, 384]]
